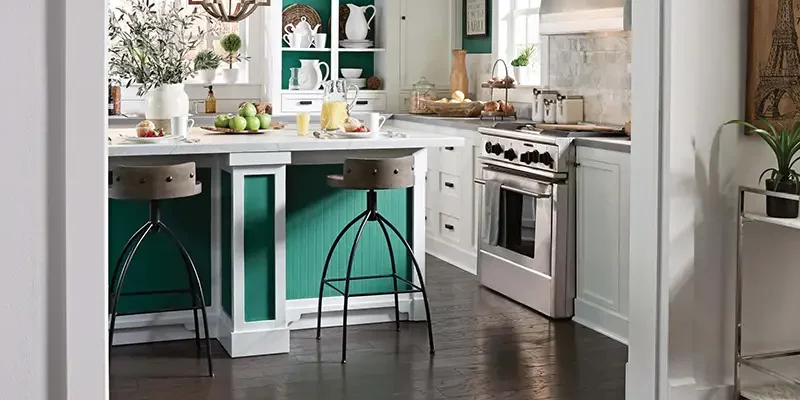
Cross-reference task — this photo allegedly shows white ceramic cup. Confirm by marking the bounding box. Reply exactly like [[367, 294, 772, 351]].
[[367, 113, 387, 135], [283, 32, 313, 48], [170, 115, 195, 138], [313, 33, 327, 48]]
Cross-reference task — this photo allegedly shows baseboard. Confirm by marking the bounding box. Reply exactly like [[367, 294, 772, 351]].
[[573, 298, 628, 344], [426, 236, 477, 275], [217, 310, 290, 358], [285, 295, 417, 330], [111, 309, 219, 346]]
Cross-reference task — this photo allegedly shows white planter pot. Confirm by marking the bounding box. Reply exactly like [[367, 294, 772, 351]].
[[199, 69, 217, 84], [222, 69, 240, 84], [144, 83, 189, 122]]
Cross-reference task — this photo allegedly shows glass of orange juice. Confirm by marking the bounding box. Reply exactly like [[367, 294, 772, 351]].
[[296, 112, 311, 136]]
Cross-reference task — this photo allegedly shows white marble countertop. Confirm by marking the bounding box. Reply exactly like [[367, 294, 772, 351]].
[[108, 126, 464, 157]]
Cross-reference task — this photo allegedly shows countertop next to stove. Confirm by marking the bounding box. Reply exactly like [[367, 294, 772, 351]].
[[391, 114, 631, 154]]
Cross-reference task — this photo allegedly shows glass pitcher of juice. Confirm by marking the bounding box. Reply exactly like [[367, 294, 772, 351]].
[[321, 79, 359, 131]]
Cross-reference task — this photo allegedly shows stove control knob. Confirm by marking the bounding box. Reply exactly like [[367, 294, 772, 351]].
[[484, 141, 493, 154], [491, 143, 504, 155], [531, 150, 540, 164], [520, 152, 531, 164], [540, 152, 554, 167], [504, 148, 517, 161]]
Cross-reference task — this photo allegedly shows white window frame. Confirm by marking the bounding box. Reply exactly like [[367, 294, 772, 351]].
[[491, 0, 549, 88]]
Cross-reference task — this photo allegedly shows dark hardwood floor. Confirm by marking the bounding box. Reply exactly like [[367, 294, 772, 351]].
[[110, 256, 627, 400]]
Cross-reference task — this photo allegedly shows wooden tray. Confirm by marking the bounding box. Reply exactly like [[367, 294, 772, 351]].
[[201, 122, 285, 135]]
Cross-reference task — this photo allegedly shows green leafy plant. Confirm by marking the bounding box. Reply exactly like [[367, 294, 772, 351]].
[[194, 50, 221, 70], [220, 33, 250, 69], [726, 118, 800, 191], [108, 0, 206, 96], [510, 45, 536, 67]]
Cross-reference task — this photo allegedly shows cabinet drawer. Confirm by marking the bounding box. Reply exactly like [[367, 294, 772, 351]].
[[439, 145, 462, 174], [282, 94, 323, 113], [439, 213, 460, 244], [351, 94, 387, 112], [438, 171, 460, 198]]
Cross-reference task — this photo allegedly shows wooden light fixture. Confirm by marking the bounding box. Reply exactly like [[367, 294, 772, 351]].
[[189, 0, 270, 23]]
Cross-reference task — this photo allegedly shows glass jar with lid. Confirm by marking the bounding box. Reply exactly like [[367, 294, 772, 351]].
[[410, 77, 436, 114]]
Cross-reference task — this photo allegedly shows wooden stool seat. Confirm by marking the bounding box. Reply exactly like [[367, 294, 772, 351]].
[[110, 162, 202, 200], [327, 156, 415, 190]]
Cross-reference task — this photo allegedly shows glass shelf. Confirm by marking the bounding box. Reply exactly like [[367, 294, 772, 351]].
[[740, 352, 800, 399]]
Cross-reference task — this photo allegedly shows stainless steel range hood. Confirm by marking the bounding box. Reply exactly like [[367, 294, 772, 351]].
[[539, 0, 631, 35]]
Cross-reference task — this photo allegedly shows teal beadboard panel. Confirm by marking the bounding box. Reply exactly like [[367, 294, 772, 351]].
[[282, 52, 332, 90], [221, 170, 233, 317], [285, 165, 413, 300], [108, 168, 212, 315], [243, 175, 276, 322], [338, 53, 374, 79]]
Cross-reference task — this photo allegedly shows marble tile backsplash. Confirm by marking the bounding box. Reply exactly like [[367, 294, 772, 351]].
[[548, 32, 631, 125]]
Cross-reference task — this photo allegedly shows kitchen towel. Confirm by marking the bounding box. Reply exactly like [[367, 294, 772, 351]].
[[482, 180, 502, 246]]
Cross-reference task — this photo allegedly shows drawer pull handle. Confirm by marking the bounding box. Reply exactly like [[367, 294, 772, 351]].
[[299, 101, 313, 105], [445, 146, 455, 151], [444, 224, 454, 231], [356, 100, 369, 105], [444, 182, 455, 188]]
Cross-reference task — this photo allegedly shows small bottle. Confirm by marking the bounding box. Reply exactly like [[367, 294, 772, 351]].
[[108, 80, 115, 116], [205, 85, 216, 114]]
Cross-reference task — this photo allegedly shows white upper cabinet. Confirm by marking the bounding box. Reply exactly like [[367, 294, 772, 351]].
[[398, 0, 455, 90]]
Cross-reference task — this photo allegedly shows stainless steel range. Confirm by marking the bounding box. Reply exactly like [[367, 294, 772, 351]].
[[475, 123, 576, 319]]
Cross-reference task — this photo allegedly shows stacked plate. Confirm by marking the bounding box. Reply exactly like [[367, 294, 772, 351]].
[[341, 39, 374, 49], [346, 78, 367, 89]]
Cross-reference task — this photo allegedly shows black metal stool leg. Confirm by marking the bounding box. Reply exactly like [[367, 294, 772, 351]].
[[159, 222, 214, 377], [376, 214, 435, 355], [378, 221, 401, 331], [109, 222, 150, 307], [341, 212, 371, 364], [316, 210, 370, 340], [109, 223, 155, 352]]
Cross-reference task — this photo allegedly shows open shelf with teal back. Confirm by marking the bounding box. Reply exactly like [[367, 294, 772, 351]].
[[281, 0, 376, 89]]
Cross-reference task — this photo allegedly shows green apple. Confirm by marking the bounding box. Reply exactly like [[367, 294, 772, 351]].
[[239, 103, 257, 118], [245, 116, 260, 131], [256, 114, 271, 129], [230, 116, 248, 131], [214, 115, 229, 128]]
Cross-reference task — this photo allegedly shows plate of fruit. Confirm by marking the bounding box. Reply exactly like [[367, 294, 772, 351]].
[[121, 120, 182, 144], [331, 117, 373, 138], [202, 103, 283, 134]]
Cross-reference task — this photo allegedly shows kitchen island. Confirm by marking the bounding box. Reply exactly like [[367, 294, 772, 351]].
[[108, 127, 463, 358]]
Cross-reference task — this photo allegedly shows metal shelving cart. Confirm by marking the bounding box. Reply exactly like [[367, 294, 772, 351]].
[[735, 187, 800, 399]]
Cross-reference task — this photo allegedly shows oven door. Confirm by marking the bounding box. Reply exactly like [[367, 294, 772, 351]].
[[476, 165, 566, 317]]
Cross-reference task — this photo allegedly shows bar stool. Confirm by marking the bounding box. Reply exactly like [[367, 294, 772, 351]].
[[108, 162, 213, 377], [315, 156, 435, 363]]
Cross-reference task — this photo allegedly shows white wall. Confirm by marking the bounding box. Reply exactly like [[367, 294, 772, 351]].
[[665, 0, 747, 397], [0, 0, 108, 398]]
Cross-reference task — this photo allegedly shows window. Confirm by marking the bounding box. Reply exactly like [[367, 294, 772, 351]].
[[495, 0, 542, 86], [108, 0, 247, 83]]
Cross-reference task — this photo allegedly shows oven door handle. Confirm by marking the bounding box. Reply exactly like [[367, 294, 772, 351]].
[[474, 178, 552, 198]]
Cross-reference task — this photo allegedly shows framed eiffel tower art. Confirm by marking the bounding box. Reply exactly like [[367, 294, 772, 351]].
[[746, 0, 800, 126]]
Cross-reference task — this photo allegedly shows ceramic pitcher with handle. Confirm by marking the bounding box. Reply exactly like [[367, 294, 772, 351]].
[[345, 4, 376, 40], [297, 59, 330, 90]]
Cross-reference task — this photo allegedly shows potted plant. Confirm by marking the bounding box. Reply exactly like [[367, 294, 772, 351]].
[[220, 33, 250, 84], [194, 50, 221, 84], [108, 0, 205, 122], [727, 118, 800, 218], [510, 45, 536, 84]]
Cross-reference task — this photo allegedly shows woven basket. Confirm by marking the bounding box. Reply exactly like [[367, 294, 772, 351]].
[[282, 4, 322, 33], [423, 100, 484, 117]]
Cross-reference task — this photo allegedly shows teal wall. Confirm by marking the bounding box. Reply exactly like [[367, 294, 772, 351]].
[[243, 175, 277, 322], [285, 165, 413, 300], [221, 171, 233, 317], [462, 0, 492, 54], [108, 169, 212, 315]]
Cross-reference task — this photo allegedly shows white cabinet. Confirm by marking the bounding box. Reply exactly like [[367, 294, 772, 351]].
[[398, 0, 454, 90], [574, 146, 630, 344]]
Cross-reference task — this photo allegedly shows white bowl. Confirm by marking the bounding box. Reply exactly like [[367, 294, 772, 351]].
[[341, 68, 363, 79]]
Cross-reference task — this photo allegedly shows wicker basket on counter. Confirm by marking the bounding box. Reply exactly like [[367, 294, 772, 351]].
[[422, 100, 484, 118]]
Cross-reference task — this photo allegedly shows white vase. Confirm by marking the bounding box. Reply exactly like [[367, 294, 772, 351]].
[[199, 69, 217, 84], [345, 4, 376, 41], [222, 68, 240, 84], [144, 83, 189, 121]]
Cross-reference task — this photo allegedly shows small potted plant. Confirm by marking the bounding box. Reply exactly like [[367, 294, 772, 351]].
[[220, 33, 250, 84], [510, 45, 536, 84], [727, 118, 800, 218], [194, 50, 221, 84]]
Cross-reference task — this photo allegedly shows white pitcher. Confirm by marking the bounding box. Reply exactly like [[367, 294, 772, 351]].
[[345, 4, 376, 41], [297, 59, 330, 90]]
